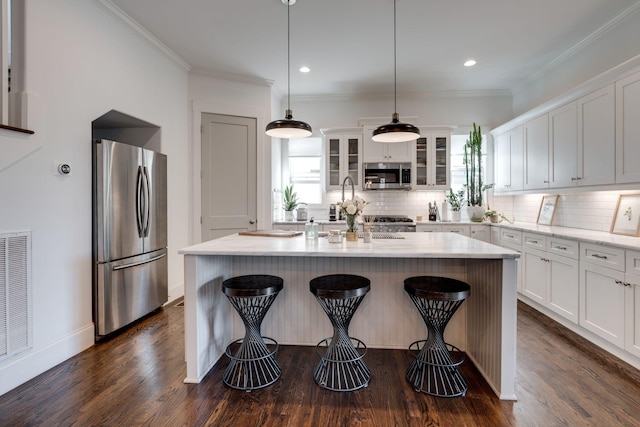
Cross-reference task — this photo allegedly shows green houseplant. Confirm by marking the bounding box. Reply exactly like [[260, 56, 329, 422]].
[[282, 184, 299, 221], [464, 123, 494, 221], [445, 189, 464, 221]]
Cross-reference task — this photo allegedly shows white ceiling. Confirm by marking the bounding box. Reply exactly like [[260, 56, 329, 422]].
[[110, 0, 640, 97]]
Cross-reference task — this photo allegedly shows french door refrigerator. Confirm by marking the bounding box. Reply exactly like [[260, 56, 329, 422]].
[[92, 139, 168, 338]]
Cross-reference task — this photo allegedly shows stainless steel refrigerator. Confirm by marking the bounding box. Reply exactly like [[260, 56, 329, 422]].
[[92, 139, 168, 338]]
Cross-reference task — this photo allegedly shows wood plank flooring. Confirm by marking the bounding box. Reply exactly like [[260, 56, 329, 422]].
[[1, 301, 640, 426]]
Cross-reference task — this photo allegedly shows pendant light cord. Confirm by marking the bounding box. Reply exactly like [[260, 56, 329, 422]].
[[287, 1, 291, 113], [393, 0, 397, 115]]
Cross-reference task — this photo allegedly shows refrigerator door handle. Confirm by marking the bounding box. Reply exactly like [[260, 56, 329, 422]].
[[112, 252, 166, 271], [136, 166, 144, 237], [142, 166, 151, 237]]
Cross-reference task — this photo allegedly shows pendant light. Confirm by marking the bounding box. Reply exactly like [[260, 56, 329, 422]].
[[372, 0, 420, 143], [265, 0, 312, 138]]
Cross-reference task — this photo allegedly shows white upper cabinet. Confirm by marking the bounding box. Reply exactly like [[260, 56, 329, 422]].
[[523, 113, 549, 190], [616, 71, 640, 183], [494, 126, 523, 193], [413, 131, 450, 189], [324, 131, 362, 190], [362, 125, 412, 163], [578, 85, 616, 186], [548, 102, 578, 188]]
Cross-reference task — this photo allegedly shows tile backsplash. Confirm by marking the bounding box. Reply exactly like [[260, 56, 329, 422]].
[[276, 188, 635, 233]]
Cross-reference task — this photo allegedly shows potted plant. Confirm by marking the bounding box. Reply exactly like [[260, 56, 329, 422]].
[[464, 123, 494, 222], [483, 210, 514, 224], [445, 189, 464, 222], [282, 184, 299, 221]]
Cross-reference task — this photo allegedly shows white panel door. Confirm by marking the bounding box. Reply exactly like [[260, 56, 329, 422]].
[[523, 249, 547, 305], [201, 113, 257, 241]]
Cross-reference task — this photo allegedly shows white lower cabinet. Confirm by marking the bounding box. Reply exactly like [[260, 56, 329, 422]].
[[523, 248, 547, 305], [442, 225, 470, 237], [626, 272, 640, 358], [470, 225, 491, 242], [547, 252, 579, 323], [579, 261, 626, 347]]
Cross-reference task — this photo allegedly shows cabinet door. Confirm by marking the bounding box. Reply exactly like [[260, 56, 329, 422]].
[[431, 134, 450, 188], [548, 102, 577, 188], [625, 272, 640, 358], [326, 136, 342, 188], [578, 85, 615, 186], [523, 249, 548, 305], [524, 114, 549, 190], [442, 225, 470, 237], [494, 131, 511, 192], [548, 253, 579, 323], [580, 262, 626, 347], [385, 139, 412, 162], [616, 71, 640, 183], [362, 125, 411, 162], [470, 226, 490, 242], [345, 136, 362, 186], [415, 136, 428, 186], [416, 224, 442, 232]]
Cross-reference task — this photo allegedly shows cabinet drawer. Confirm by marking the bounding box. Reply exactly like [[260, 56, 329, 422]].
[[416, 224, 442, 232], [442, 225, 470, 237], [626, 250, 640, 275], [523, 233, 546, 250], [500, 229, 522, 245], [547, 236, 579, 260], [581, 242, 625, 272]]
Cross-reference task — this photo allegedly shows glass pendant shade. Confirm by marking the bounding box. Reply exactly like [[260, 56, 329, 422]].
[[372, 113, 420, 142], [266, 109, 312, 138]]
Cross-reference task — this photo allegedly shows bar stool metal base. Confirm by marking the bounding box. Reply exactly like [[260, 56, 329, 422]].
[[222, 275, 283, 391], [313, 336, 369, 392], [310, 274, 371, 392], [404, 276, 470, 397]]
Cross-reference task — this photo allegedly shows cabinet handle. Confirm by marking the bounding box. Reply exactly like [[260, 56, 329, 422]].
[[592, 254, 608, 260], [571, 177, 577, 181], [615, 279, 623, 285], [544, 180, 549, 183], [555, 246, 567, 251], [530, 240, 538, 244]]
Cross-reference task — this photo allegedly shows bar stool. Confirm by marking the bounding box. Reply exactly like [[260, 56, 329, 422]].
[[310, 274, 371, 392], [221, 274, 283, 391], [404, 276, 470, 397]]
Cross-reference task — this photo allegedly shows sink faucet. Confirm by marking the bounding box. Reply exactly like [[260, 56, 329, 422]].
[[342, 175, 355, 202]]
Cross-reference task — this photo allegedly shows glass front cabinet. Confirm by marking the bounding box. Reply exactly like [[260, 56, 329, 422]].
[[323, 129, 363, 190], [413, 130, 451, 189]]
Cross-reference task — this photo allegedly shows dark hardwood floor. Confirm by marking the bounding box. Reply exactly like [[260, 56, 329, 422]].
[[2, 301, 640, 426]]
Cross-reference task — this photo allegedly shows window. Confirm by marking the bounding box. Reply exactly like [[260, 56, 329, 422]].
[[284, 137, 323, 205], [450, 133, 489, 193]]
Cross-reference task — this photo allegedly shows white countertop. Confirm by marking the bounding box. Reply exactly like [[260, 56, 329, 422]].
[[496, 222, 640, 251], [179, 232, 519, 259]]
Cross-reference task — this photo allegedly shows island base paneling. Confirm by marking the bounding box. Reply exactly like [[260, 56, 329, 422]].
[[183, 253, 517, 400]]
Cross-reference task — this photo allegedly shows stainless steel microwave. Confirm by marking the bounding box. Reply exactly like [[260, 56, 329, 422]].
[[363, 162, 412, 190]]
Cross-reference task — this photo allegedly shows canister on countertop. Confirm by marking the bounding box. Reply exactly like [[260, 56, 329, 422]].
[[305, 217, 318, 240]]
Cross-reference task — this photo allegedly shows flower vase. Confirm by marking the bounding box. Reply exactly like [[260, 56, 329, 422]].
[[466, 205, 485, 222], [451, 210, 461, 222], [345, 214, 358, 241], [285, 210, 295, 221]]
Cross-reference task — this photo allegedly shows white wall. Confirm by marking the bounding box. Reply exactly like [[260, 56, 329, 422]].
[[0, 0, 189, 395]]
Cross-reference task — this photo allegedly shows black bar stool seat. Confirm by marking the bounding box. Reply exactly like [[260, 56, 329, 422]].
[[310, 274, 371, 392], [404, 276, 470, 397], [222, 274, 283, 391]]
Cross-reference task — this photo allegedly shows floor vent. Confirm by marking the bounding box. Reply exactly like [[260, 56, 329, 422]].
[[0, 231, 32, 362]]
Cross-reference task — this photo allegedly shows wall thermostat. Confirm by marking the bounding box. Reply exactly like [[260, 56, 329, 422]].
[[58, 163, 71, 175]]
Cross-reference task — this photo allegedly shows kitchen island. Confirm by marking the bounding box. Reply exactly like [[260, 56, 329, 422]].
[[178, 232, 519, 399]]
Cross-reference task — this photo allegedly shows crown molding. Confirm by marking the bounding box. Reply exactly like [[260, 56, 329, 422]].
[[189, 67, 274, 88], [517, 1, 640, 90], [290, 89, 511, 104], [93, 0, 190, 71]]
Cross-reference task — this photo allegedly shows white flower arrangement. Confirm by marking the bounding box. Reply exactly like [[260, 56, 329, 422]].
[[337, 196, 368, 232]]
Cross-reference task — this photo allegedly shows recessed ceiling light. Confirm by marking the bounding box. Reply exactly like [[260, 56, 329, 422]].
[[299, 66, 310, 73], [464, 59, 477, 67]]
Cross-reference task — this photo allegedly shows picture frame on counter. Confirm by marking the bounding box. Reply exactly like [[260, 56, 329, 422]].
[[537, 195, 558, 225], [611, 193, 640, 236]]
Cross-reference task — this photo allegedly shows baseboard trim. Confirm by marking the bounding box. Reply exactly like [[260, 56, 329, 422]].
[[0, 324, 95, 396]]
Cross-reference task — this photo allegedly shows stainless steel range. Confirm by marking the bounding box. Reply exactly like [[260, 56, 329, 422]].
[[365, 215, 416, 233]]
